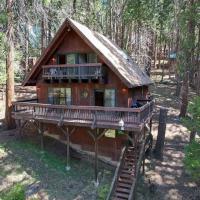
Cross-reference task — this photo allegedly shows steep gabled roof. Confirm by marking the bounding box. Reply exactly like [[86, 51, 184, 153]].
[[23, 18, 153, 87]]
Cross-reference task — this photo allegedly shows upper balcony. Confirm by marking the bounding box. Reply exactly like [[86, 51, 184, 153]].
[[12, 100, 154, 132], [42, 63, 103, 81]]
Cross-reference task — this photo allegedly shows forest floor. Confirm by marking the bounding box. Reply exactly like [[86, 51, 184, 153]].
[[0, 132, 113, 200], [136, 78, 199, 200], [0, 77, 199, 200]]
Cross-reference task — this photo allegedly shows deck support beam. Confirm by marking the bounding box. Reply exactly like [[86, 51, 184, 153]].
[[88, 128, 107, 186], [142, 125, 146, 175], [57, 125, 75, 171], [39, 122, 44, 151], [16, 119, 29, 139]]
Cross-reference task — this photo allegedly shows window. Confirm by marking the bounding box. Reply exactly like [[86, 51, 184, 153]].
[[104, 89, 115, 107], [87, 53, 97, 63], [78, 53, 87, 64], [67, 54, 76, 64], [48, 88, 72, 105], [57, 54, 66, 64]]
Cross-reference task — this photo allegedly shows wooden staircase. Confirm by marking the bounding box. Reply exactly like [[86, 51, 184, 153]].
[[112, 146, 137, 200], [107, 139, 146, 200]]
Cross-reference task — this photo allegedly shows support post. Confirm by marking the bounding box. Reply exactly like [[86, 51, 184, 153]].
[[142, 125, 146, 175], [88, 128, 106, 186], [66, 129, 70, 171], [18, 119, 22, 138], [58, 126, 75, 171], [153, 107, 168, 160], [38, 122, 44, 152], [149, 117, 152, 133], [94, 132, 98, 186]]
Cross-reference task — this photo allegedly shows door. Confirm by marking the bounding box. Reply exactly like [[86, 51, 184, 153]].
[[94, 90, 104, 106]]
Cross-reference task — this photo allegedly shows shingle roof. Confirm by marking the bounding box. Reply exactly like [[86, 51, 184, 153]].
[[23, 18, 153, 87]]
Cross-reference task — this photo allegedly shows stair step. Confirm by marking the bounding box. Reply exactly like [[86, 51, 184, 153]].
[[121, 169, 135, 175], [120, 173, 133, 179], [116, 187, 130, 194], [124, 159, 135, 163], [113, 197, 127, 200], [118, 178, 133, 184], [123, 165, 135, 169], [115, 192, 129, 199], [124, 163, 134, 167], [117, 182, 132, 189]]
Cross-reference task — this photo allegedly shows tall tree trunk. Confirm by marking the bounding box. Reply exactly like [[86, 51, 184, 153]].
[[153, 107, 168, 160], [41, 17, 45, 53], [153, 32, 157, 68], [24, 20, 29, 75], [179, 71, 189, 118], [41, 0, 46, 53], [5, 0, 15, 129]]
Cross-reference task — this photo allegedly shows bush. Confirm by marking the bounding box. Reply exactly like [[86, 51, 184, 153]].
[[0, 183, 25, 200], [184, 139, 200, 183], [98, 184, 110, 200], [182, 96, 200, 133]]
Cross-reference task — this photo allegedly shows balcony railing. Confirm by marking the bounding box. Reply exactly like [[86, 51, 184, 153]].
[[42, 63, 103, 80], [12, 100, 154, 131]]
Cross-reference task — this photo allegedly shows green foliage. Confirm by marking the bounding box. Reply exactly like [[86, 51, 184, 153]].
[[182, 96, 200, 133], [97, 184, 110, 200], [0, 183, 25, 200], [184, 139, 200, 183]]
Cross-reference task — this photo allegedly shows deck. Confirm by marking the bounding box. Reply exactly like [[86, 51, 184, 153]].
[[12, 100, 154, 132], [42, 63, 103, 80]]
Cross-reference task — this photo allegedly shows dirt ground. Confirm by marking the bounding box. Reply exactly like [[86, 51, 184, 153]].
[[136, 81, 199, 200], [0, 80, 199, 200], [0, 133, 113, 200]]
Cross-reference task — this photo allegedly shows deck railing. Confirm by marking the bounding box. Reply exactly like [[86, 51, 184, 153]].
[[12, 100, 154, 130], [42, 63, 103, 80]]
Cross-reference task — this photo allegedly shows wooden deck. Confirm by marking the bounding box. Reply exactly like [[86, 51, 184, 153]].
[[12, 101, 154, 131], [42, 63, 103, 80]]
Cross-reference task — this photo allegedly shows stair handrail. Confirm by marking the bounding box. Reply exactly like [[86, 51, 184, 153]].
[[128, 124, 150, 200], [106, 145, 127, 200]]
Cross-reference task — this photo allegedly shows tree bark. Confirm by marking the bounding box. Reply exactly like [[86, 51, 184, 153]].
[[153, 107, 168, 160], [179, 71, 189, 118], [153, 32, 157, 69], [190, 130, 196, 143], [5, 0, 15, 129]]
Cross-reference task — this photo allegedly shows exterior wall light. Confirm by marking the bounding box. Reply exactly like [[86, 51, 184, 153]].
[[119, 119, 124, 131]]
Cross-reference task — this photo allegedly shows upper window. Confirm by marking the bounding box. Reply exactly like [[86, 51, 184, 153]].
[[57, 54, 66, 64], [48, 88, 72, 105], [67, 54, 76, 64], [87, 53, 97, 63], [78, 53, 87, 64], [104, 89, 115, 107]]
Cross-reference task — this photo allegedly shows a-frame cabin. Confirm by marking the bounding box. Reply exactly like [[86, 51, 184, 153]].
[[12, 18, 154, 200]]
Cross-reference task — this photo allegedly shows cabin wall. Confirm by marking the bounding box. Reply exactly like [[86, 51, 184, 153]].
[[47, 29, 98, 64], [36, 66, 130, 107], [44, 124, 127, 161]]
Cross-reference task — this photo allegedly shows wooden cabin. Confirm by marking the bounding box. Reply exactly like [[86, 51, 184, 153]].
[[12, 18, 154, 199]]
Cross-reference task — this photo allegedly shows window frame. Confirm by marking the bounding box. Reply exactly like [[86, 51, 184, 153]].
[[104, 89, 116, 107], [47, 87, 72, 105], [57, 54, 66, 64], [87, 53, 97, 63]]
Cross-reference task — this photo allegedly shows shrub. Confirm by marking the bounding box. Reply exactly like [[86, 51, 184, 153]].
[[0, 183, 25, 200], [184, 139, 200, 183], [98, 184, 110, 200], [182, 96, 200, 133]]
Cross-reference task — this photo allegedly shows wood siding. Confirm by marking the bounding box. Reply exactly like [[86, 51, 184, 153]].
[[31, 28, 150, 160]]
